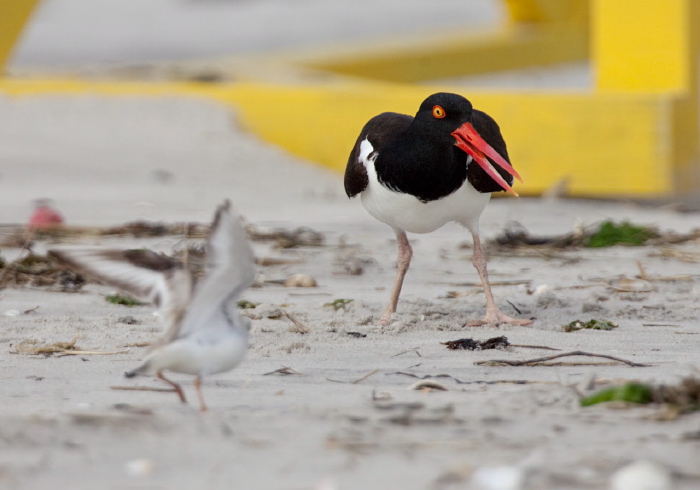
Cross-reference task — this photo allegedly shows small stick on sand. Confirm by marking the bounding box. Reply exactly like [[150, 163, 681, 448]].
[[510, 344, 561, 351], [452, 279, 531, 287], [386, 372, 553, 385], [474, 350, 650, 367], [111, 386, 178, 393], [352, 369, 379, 384], [506, 300, 522, 314], [56, 350, 131, 356], [263, 366, 301, 376], [283, 311, 310, 334], [636, 260, 648, 280], [391, 348, 422, 358], [327, 369, 380, 384]]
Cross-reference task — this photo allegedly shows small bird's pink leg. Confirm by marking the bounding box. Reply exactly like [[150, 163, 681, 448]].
[[379, 230, 413, 326], [466, 233, 533, 327], [194, 377, 208, 413], [156, 370, 188, 404]]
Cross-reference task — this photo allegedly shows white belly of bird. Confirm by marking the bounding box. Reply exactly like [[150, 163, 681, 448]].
[[360, 154, 490, 234], [145, 333, 248, 377]]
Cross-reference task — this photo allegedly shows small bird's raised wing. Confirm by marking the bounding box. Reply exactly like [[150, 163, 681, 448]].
[[175, 200, 256, 339], [48, 248, 194, 336]]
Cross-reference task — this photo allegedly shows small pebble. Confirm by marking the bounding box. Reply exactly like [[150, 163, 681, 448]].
[[125, 458, 154, 478], [284, 274, 317, 287], [471, 465, 524, 490], [610, 460, 672, 490]]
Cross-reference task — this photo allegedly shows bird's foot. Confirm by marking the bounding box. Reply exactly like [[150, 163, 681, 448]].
[[156, 370, 188, 404], [465, 308, 533, 328], [173, 386, 188, 404], [378, 311, 393, 327]]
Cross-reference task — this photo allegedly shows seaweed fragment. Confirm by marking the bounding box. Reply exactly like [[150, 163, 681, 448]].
[[563, 319, 618, 332], [585, 220, 657, 248], [581, 377, 700, 415], [105, 294, 143, 307], [581, 383, 653, 406], [324, 298, 354, 311]]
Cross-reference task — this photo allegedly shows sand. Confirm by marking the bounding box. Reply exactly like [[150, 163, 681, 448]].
[[1, 95, 700, 490]]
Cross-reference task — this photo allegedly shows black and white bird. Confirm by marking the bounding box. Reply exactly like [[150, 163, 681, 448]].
[[49, 200, 256, 411], [344, 92, 532, 327]]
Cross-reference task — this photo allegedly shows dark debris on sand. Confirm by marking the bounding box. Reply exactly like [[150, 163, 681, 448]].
[[491, 220, 700, 250], [0, 253, 85, 291], [442, 336, 510, 351]]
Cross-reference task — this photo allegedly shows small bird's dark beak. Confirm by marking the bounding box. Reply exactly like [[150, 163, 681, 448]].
[[451, 122, 523, 196]]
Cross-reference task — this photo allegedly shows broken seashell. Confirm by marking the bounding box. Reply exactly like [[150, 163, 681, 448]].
[[608, 277, 654, 292], [408, 380, 449, 392]]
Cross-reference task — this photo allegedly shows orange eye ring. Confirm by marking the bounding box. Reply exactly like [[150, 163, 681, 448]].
[[432, 105, 446, 119]]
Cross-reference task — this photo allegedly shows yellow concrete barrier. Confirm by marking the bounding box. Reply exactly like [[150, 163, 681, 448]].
[[215, 85, 685, 197], [300, 0, 589, 83], [593, 0, 700, 195], [0, 0, 39, 72], [0, 78, 680, 197]]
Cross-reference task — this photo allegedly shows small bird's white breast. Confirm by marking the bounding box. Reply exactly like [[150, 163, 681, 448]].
[[359, 139, 490, 234], [144, 329, 248, 377]]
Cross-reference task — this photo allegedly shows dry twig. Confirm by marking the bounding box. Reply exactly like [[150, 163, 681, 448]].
[[510, 343, 561, 351], [474, 350, 649, 367], [283, 311, 310, 334], [57, 349, 130, 357], [391, 348, 422, 358], [111, 386, 178, 393], [386, 372, 552, 385], [327, 369, 380, 384], [263, 366, 302, 376]]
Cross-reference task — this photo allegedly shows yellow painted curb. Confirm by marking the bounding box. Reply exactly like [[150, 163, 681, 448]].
[[0, 0, 39, 72]]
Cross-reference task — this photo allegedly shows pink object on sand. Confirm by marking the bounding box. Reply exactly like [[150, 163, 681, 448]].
[[29, 205, 64, 228]]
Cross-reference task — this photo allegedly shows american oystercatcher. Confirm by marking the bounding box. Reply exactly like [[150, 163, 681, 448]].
[[345, 92, 532, 327]]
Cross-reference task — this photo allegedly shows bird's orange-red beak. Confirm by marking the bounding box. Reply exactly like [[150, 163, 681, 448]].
[[451, 122, 523, 197]]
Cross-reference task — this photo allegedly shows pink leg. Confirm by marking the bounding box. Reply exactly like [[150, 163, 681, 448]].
[[379, 230, 413, 326], [194, 377, 208, 413], [157, 370, 188, 404], [466, 233, 532, 327]]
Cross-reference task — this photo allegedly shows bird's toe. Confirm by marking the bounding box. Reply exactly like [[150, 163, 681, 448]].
[[466, 309, 533, 328]]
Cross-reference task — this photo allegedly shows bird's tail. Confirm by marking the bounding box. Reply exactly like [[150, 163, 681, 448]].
[[124, 360, 150, 378]]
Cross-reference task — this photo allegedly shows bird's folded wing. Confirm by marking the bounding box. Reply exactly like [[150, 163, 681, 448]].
[[177, 201, 256, 338], [344, 112, 412, 198]]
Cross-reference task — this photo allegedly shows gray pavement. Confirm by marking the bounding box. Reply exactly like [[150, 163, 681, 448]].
[[10, 0, 500, 69]]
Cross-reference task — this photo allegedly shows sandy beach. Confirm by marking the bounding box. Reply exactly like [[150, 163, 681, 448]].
[[1, 94, 699, 490]]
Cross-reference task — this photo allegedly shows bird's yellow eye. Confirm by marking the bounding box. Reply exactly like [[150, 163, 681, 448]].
[[432, 105, 446, 119]]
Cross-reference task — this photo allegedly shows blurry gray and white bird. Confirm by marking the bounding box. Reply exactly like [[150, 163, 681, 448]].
[[49, 200, 256, 412]]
